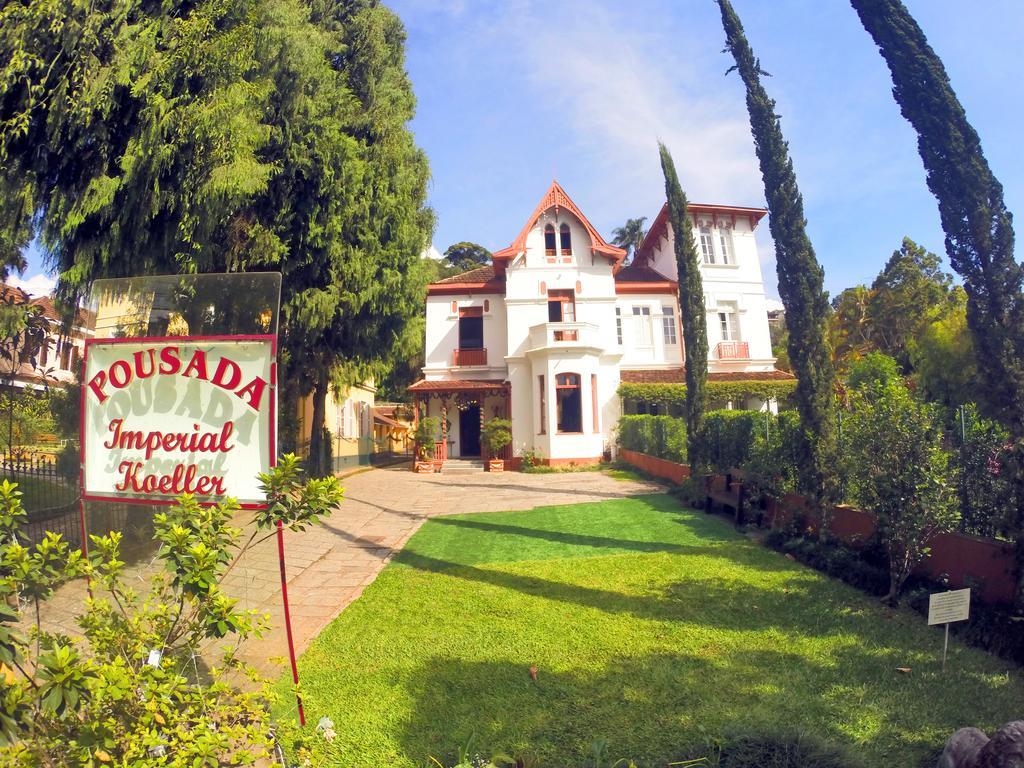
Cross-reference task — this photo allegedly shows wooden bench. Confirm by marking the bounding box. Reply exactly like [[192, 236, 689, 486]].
[[705, 468, 749, 527]]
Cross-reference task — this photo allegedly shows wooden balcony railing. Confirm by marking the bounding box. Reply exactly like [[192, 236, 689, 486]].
[[453, 347, 487, 366], [717, 341, 750, 359]]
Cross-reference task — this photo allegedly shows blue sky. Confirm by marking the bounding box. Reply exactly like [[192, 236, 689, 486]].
[[14, 0, 1024, 301], [389, 0, 1024, 300]]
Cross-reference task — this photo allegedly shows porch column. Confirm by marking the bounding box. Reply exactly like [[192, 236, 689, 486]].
[[479, 391, 486, 458]]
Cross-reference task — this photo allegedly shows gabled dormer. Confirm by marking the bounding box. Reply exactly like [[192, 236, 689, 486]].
[[492, 180, 627, 275]]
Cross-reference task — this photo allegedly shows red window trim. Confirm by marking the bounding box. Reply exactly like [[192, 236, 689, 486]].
[[559, 223, 572, 263], [538, 375, 546, 434], [555, 372, 583, 434]]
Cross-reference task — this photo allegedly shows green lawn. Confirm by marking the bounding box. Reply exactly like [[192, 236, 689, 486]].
[[279, 494, 1023, 767]]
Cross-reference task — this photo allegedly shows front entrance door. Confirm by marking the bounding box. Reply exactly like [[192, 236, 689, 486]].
[[459, 405, 481, 457]]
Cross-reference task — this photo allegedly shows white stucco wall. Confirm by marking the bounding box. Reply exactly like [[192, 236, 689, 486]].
[[419, 194, 781, 464], [646, 215, 775, 370]]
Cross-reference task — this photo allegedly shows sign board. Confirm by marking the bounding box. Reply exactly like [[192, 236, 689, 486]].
[[82, 335, 276, 507], [927, 588, 971, 626]]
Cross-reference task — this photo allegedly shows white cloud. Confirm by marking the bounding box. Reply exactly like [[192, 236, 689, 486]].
[[764, 297, 785, 312], [494, 1, 762, 209], [7, 273, 56, 298], [422, 244, 444, 260]]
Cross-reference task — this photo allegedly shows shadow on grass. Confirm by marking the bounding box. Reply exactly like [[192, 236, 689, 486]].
[[428, 515, 733, 556], [395, 647, 962, 768], [396, 547, 857, 633]]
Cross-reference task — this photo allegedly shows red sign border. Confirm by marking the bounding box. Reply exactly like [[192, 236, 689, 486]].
[[80, 334, 277, 510]]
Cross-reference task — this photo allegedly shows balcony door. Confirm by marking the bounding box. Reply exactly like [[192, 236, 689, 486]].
[[548, 290, 577, 341], [459, 307, 483, 349]]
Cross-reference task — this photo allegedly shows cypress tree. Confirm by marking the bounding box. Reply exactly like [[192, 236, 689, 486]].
[[849, 0, 1024, 610], [849, 0, 1024, 437], [716, 0, 837, 508], [658, 142, 708, 471]]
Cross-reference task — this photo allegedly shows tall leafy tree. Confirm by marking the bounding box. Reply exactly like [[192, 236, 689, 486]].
[[658, 143, 707, 471], [610, 217, 648, 262], [868, 237, 952, 368], [851, 0, 1024, 609], [850, 0, 1024, 436], [716, 0, 837, 508], [442, 242, 491, 273], [910, 287, 978, 408], [276, 0, 433, 472], [0, 0, 432, 477]]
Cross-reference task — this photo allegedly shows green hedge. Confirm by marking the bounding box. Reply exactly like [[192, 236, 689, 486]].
[[618, 380, 797, 409], [617, 410, 803, 495], [617, 415, 687, 464]]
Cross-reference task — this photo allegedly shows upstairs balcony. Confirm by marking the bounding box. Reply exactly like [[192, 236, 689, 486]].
[[527, 322, 603, 354], [716, 341, 750, 360], [452, 347, 488, 367]]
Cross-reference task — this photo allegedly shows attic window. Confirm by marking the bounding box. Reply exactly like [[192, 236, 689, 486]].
[[559, 224, 572, 262], [544, 224, 557, 262]]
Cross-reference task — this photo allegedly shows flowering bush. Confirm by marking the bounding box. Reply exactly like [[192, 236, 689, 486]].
[[0, 454, 343, 765]]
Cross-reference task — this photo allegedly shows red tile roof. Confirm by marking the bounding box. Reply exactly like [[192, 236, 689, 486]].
[[634, 202, 768, 267], [620, 367, 795, 384], [408, 378, 510, 393], [433, 266, 498, 285], [614, 264, 675, 283]]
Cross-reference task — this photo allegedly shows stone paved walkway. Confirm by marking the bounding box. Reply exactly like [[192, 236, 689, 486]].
[[34, 467, 663, 679]]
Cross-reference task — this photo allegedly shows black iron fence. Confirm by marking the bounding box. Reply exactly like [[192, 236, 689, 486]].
[[0, 453, 81, 546]]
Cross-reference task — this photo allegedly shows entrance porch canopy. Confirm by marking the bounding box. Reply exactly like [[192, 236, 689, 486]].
[[407, 379, 511, 460]]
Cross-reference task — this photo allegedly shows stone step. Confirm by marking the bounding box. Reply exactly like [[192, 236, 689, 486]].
[[441, 458, 486, 474]]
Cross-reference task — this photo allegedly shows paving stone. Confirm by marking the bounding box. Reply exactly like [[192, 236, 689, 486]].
[[32, 466, 663, 685]]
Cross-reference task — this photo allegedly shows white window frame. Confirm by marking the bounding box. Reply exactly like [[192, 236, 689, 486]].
[[718, 310, 739, 341], [662, 305, 678, 345], [718, 228, 733, 265], [699, 225, 716, 264], [632, 305, 653, 346]]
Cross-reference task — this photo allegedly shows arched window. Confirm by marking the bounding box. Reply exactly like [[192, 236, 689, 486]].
[[555, 373, 582, 433], [544, 224, 557, 262], [559, 223, 572, 262]]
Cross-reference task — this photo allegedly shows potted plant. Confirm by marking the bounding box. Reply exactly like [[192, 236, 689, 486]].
[[413, 416, 440, 473], [481, 417, 512, 472]]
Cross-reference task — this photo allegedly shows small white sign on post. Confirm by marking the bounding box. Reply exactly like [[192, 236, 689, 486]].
[[928, 588, 971, 671]]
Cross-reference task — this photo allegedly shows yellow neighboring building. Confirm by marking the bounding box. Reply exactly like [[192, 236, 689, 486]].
[[297, 381, 376, 473]]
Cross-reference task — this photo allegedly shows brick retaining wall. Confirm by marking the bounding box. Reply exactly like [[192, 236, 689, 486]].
[[619, 449, 691, 484], [620, 450, 1019, 606]]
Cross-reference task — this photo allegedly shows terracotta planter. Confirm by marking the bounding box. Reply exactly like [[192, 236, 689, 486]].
[[414, 461, 434, 474], [488, 459, 504, 473], [431, 459, 444, 472]]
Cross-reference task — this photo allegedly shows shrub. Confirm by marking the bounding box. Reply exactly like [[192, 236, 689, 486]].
[[617, 415, 687, 464], [701, 410, 763, 472], [481, 418, 512, 458], [744, 410, 802, 498], [0, 456, 344, 763], [956, 404, 1015, 539], [844, 380, 960, 603], [846, 351, 901, 393], [414, 416, 441, 459]]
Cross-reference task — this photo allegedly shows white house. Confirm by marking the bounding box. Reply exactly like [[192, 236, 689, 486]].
[[409, 181, 791, 467]]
